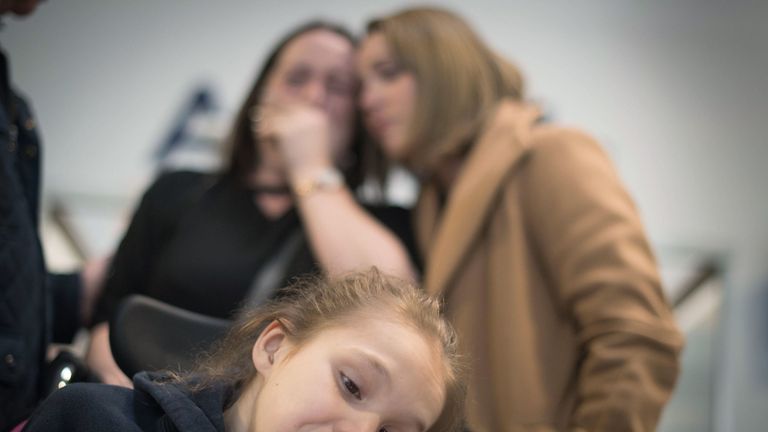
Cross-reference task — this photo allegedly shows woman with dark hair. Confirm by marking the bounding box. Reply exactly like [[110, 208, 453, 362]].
[[27, 269, 466, 432], [86, 21, 417, 387], [357, 7, 683, 432]]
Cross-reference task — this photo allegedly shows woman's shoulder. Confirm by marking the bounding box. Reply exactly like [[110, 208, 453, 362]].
[[137, 170, 220, 220], [512, 122, 626, 203], [529, 123, 599, 147], [524, 123, 611, 169], [483, 100, 604, 159], [489, 99, 602, 153]]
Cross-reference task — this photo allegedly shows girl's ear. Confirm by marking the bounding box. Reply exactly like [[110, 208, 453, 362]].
[[251, 320, 289, 377]]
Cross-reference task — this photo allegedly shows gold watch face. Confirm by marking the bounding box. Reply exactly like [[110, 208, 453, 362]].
[[294, 168, 343, 197]]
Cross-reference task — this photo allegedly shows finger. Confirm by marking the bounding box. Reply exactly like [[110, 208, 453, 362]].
[[252, 103, 285, 127], [252, 104, 290, 151], [261, 87, 305, 107], [251, 105, 274, 138]]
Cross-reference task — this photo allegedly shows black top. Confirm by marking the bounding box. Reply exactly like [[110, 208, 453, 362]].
[[24, 371, 230, 432], [92, 171, 417, 324]]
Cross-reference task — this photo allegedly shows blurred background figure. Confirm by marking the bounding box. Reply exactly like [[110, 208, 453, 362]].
[[84, 20, 417, 387], [357, 6, 681, 431]]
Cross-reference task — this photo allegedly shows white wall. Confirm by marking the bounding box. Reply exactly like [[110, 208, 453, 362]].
[[4, 1, 767, 429]]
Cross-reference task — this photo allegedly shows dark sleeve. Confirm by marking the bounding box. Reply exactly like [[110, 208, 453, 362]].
[[23, 383, 139, 432], [366, 205, 423, 273], [48, 272, 82, 343], [90, 171, 206, 326]]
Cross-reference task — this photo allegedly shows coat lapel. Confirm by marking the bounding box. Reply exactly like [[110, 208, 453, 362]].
[[419, 102, 541, 297]]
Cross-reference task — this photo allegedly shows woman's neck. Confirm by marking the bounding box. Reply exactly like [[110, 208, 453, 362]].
[[223, 378, 261, 432]]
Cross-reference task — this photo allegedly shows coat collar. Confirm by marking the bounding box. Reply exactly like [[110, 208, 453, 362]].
[[133, 371, 229, 432], [417, 101, 541, 297]]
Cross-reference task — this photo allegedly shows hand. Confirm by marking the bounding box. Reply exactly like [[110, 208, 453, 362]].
[[85, 323, 133, 388], [252, 100, 335, 179]]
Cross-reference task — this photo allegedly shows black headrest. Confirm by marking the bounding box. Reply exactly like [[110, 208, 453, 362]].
[[109, 295, 231, 378]]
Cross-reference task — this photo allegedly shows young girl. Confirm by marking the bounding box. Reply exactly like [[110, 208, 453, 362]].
[[25, 268, 465, 432]]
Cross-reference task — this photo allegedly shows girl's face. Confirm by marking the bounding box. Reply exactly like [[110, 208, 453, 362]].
[[246, 315, 446, 432], [357, 32, 418, 162]]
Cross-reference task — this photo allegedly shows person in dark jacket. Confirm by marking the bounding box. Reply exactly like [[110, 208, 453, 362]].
[[23, 371, 229, 432], [0, 2, 102, 429], [25, 270, 467, 432]]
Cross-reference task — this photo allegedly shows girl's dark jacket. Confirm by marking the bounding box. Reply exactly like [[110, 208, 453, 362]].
[[23, 372, 230, 432]]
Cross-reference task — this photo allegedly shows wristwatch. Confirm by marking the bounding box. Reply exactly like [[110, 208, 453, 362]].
[[292, 167, 344, 198]]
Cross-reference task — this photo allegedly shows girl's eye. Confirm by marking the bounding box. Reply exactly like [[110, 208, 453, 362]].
[[341, 372, 362, 400]]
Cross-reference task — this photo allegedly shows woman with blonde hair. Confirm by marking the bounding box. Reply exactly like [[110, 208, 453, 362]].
[[26, 268, 465, 431], [357, 7, 683, 431]]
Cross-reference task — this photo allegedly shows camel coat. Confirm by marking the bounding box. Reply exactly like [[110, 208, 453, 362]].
[[416, 102, 683, 431]]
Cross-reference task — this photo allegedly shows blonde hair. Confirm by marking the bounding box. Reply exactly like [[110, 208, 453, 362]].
[[189, 268, 465, 432], [367, 7, 525, 174]]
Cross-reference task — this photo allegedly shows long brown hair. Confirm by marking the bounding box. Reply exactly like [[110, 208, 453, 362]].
[[189, 268, 466, 432], [222, 21, 368, 189], [367, 7, 525, 174]]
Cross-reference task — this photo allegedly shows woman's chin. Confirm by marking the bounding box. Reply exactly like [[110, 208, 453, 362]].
[[379, 139, 409, 162]]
